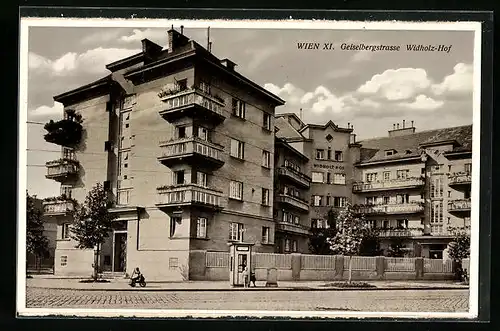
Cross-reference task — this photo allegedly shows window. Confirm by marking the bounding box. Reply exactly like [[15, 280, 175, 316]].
[[382, 220, 389, 229], [62, 148, 75, 160], [327, 148, 332, 160], [326, 196, 332, 206], [431, 201, 444, 233], [385, 150, 395, 156], [396, 194, 409, 204], [464, 163, 472, 173], [431, 164, 443, 174], [175, 79, 188, 91], [174, 170, 185, 185], [262, 150, 271, 168], [170, 216, 181, 237], [60, 255, 68, 267], [169, 257, 179, 269], [60, 185, 72, 198], [312, 172, 324, 183], [326, 172, 331, 184], [333, 173, 346, 185], [430, 177, 444, 198], [196, 218, 207, 238], [333, 197, 346, 208], [292, 240, 298, 252], [197, 172, 207, 187], [261, 188, 270, 205], [448, 191, 451, 198], [284, 239, 291, 252], [383, 196, 390, 204], [316, 149, 325, 160], [230, 139, 245, 159], [366, 196, 376, 205], [448, 165, 452, 172], [229, 222, 244, 241], [61, 223, 70, 240], [229, 181, 243, 200], [261, 227, 270, 244], [284, 159, 300, 172], [397, 219, 408, 229], [197, 127, 208, 141], [117, 190, 130, 205], [334, 151, 343, 161], [263, 113, 272, 131], [396, 169, 409, 179], [383, 171, 391, 181], [199, 81, 211, 94], [366, 173, 378, 182], [177, 126, 186, 139], [312, 195, 323, 206], [232, 98, 246, 119], [293, 215, 299, 224]]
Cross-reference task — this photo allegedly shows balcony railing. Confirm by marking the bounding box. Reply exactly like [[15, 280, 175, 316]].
[[43, 198, 75, 216], [276, 166, 311, 188], [430, 226, 471, 236], [45, 159, 79, 180], [352, 177, 425, 192], [377, 228, 424, 238], [158, 137, 224, 168], [448, 172, 472, 186], [158, 88, 226, 123], [354, 202, 424, 215], [448, 199, 471, 212], [275, 193, 309, 212], [275, 222, 311, 236], [156, 184, 225, 210]]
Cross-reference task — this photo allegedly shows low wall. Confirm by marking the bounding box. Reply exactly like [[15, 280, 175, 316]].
[[191, 251, 461, 282]]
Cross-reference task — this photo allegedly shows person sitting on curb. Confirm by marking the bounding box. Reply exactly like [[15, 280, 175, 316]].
[[130, 267, 142, 285]]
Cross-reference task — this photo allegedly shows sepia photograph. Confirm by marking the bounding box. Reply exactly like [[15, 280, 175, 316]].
[[17, 17, 482, 319]]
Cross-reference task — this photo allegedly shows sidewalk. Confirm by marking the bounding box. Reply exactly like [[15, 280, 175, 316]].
[[25, 276, 469, 292]]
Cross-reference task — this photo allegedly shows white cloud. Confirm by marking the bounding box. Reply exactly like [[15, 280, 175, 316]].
[[29, 101, 64, 119], [432, 63, 473, 96], [80, 28, 126, 45], [399, 95, 444, 110], [120, 28, 167, 43], [325, 68, 352, 79], [357, 68, 432, 101], [351, 51, 372, 62], [29, 48, 140, 77], [264, 83, 306, 106]]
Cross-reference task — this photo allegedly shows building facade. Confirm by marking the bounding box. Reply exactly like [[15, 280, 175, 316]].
[[42, 29, 284, 280]]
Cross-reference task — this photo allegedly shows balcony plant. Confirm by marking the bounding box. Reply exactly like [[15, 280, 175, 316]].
[[44, 109, 83, 147]]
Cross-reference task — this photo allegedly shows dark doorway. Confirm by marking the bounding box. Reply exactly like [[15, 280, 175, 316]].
[[113, 232, 127, 272]]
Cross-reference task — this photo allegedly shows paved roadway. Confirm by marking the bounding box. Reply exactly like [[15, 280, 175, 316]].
[[26, 288, 469, 312]]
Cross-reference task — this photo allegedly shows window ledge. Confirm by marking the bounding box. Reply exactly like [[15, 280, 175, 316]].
[[230, 155, 245, 162], [261, 127, 272, 133], [230, 114, 246, 121], [57, 239, 71, 242], [261, 242, 275, 246], [261, 165, 271, 170], [228, 197, 244, 202]]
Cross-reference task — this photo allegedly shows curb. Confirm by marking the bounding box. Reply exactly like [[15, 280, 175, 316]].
[[28, 286, 469, 292]]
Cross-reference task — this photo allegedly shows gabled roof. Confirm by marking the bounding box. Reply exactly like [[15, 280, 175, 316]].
[[299, 120, 353, 134], [275, 116, 304, 139], [358, 125, 472, 165], [276, 112, 305, 129]]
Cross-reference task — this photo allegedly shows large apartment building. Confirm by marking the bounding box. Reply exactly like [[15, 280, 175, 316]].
[[41, 28, 284, 280], [274, 114, 472, 259]]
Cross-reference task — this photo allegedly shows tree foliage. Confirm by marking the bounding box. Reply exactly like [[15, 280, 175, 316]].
[[447, 226, 471, 262], [387, 238, 406, 257], [70, 183, 115, 279], [308, 208, 338, 255], [359, 228, 382, 256], [26, 191, 49, 261], [327, 203, 370, 256]]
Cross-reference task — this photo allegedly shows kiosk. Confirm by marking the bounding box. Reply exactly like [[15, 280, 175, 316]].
[[228, 242, 254, 287]]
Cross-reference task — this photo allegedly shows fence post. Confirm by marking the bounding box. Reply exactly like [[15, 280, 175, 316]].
[[334, 255, 344, 280], [376, 256, 385, 280], [415, 257, 424, 280], [291, 253, 301, 281]]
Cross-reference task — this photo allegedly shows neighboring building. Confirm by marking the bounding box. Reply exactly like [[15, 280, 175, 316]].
[[353, 121, 472, 258], [42, 28, 284, 280]]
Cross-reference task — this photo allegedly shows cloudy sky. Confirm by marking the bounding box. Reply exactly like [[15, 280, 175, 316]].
[[25, 25, 475, 198]]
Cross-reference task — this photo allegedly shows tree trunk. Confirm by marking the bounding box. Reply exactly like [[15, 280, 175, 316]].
[[93, 244, 100, 281], [348, 255, 353, 284]]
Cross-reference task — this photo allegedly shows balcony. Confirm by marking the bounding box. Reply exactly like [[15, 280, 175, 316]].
[[354, 202, 424, 215], [43, 111, 83, 147], [352, 177, 425, 193], [275, 193, 309, 213], [45, 158, 79, 181], [42, 197, 75, 216], [275, 222, 311, 236], [377, 228, 424, 238], [158, 88, 226, 124], [276, 166, 311, 189], [448, 172, 472, 186], [158, 137, 224, 168], [448, 199, 471, 213], [156, 184, 225, 212]]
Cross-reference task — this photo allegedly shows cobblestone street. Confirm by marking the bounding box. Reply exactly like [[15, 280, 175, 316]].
[[26, 288, 469, 312]]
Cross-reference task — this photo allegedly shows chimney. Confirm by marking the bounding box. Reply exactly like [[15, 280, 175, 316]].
[[389, 120, 417, 137], [141, 39, 163, 58], [393, 124, 396, 130], [300, 108, 303, 120], [180, 25, 184, 34], [397, 123, 400, 129], [348, 122, 350, 129], [220, 58, 237, 71], [208, 41, 212, 53], [167, 28, 190, 54], [403, 120, 406, 129], [411, 120, 414, 127]]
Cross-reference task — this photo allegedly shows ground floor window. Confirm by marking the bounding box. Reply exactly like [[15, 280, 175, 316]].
[[262, 226, 270, 244], [61, 223, 70, 240], [169, 257, 179, 269], [196, 217, 207, 238], [229, 222, 244, 241]]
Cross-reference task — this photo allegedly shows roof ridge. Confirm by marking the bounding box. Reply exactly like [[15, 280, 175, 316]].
[[359, 124, 472, 143]]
